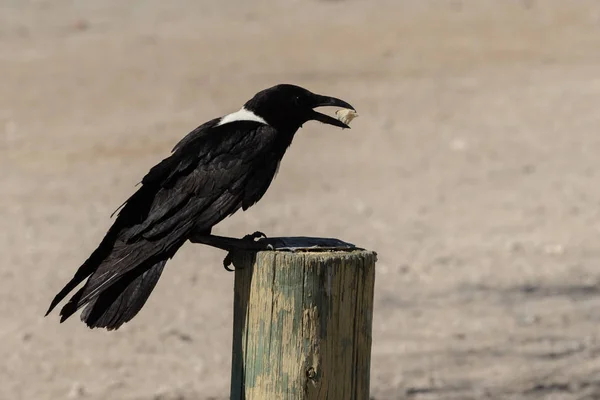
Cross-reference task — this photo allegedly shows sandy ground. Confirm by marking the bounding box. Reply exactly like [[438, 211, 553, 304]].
[[3, 0, 600, 398]]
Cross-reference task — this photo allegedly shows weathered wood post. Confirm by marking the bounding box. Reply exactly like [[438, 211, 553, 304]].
[[229, 237, 376, 400]]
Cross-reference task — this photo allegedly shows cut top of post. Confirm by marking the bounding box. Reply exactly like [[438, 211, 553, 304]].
[[257, 236, 362, 252]]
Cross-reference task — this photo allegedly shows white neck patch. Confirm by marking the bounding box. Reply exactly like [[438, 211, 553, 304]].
[[217, 107, 269, 127]]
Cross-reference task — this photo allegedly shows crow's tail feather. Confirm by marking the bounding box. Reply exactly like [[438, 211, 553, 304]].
[[50, 230, 185, 330], [60, 259, 168, 330], [45, 228, 119, 317]]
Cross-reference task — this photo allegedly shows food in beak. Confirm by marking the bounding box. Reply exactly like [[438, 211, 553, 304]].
[[335, 109, 358, 126]]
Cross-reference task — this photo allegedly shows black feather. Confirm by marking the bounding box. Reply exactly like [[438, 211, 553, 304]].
[[46, 84, 354, 330], [48, 122, 282, 329], [79, 260, 167, 330]]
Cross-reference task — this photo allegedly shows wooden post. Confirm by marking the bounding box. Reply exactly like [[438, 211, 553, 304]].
[[229, 237, 376, 400]]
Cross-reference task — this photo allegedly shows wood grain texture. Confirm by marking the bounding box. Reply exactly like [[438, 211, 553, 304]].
[[230, 249, 376, 400]]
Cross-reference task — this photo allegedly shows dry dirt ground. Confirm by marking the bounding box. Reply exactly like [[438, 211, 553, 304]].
[[3, 1, 600, 399]]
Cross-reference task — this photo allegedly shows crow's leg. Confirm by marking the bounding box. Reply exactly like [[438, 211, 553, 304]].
[[189, 232, 272, 251], [189, 232, 273, 271]]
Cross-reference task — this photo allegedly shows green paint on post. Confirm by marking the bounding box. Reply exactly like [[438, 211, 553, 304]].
[[229, 245, 376, 400]]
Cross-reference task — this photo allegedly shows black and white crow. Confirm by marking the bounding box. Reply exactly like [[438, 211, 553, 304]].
[[45, 84, 355, 330]]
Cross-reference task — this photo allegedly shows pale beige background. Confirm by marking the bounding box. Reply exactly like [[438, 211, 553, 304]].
[[2, 1, 600, 399]]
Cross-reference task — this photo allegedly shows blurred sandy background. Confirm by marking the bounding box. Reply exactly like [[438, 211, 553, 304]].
[[3, 0, 600, 399]]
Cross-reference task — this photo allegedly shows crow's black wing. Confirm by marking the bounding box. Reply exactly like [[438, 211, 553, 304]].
[[48, 120, 280, 324], [121, 120, 280, 241]]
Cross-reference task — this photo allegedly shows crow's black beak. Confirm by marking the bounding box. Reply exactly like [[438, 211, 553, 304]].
[[310, 95, 355, 129]]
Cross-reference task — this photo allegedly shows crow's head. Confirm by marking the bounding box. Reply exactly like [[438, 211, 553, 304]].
[[243, 84, 355, 131]]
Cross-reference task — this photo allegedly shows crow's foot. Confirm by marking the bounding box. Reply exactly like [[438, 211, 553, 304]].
[[189, 232, 274, 271], [223, 232, 273, 271]]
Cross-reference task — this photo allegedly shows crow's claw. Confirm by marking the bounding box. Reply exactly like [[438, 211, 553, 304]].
[[242, 231, 268, 241], [223, 253, 235, 271], [243, 231, 275, 251]]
